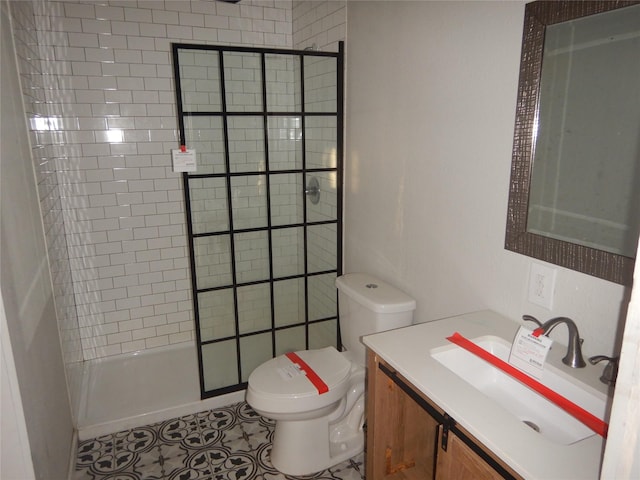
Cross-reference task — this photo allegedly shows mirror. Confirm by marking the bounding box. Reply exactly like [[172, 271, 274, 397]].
[[506, 0, 640, 285]]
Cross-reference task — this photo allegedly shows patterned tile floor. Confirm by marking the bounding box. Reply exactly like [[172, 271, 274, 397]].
[[74, 401, 365, 480]]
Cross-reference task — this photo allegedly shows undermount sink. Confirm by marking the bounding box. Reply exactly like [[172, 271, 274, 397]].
[[430, 335, 608, 445]]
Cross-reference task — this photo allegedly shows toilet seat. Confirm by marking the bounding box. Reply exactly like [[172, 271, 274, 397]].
[[247, 346, 352, 414]]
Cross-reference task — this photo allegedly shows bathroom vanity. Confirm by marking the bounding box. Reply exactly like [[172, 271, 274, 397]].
[[363, 311, 611, 480]]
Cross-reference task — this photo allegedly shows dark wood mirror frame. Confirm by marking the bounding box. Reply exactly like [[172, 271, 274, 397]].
[[505, 0, 639, 286]]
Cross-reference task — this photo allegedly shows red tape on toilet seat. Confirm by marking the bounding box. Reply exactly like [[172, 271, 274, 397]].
[[285, 352, 329, 394]]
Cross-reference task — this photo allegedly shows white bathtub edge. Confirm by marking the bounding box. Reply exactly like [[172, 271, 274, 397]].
[[77, 389, 246, 441]]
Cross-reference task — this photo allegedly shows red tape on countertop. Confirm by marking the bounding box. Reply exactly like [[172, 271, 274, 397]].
[[446, 332, 608, 438], [285, 352, 329, 394]]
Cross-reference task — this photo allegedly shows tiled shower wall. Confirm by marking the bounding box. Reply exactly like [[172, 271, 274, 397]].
[[17, 0, 346, 362], [9, 0, 82, 369], [292, 1, 345, 51]]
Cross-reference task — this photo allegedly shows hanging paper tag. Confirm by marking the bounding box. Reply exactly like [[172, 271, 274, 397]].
[[508, 326, 553, 379], [172, 148, 196, 172]]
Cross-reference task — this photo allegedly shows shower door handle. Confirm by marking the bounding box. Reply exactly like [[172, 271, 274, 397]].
[[305, 177, 320, 205]]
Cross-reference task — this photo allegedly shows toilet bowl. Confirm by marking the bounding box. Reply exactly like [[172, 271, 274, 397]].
[[246, 273, 416, 475]]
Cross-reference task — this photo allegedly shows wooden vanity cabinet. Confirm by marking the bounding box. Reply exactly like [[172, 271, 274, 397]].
[[366, 350, 523, 480], [366, 350, 440, 479], [435, 425, 505, 480]]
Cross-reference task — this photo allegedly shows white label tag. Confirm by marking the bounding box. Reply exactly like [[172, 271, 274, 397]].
[[172, 148, 197, 172], [277, 363, 304, 381], [509, 326, 553, 379]]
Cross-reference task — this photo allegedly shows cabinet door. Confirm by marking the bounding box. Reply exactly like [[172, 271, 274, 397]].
[[367, 352, 440, 480], [435, 425, 505, 480]]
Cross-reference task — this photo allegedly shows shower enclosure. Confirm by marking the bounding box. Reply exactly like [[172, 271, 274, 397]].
[[172, 43, 344, 398]]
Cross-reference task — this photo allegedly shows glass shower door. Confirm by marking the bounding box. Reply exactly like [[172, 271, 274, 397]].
[[173, 44, 343, 398]]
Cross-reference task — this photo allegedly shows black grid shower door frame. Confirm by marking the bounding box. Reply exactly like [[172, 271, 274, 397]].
[[172, 42, 344, 399]]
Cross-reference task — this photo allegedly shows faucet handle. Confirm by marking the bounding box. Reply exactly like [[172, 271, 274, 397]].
[[522, 315, 543, 328], [588, 355, 619, 385]]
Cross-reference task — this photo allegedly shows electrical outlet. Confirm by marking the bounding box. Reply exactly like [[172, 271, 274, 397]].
[[528, 263, 556, 310]]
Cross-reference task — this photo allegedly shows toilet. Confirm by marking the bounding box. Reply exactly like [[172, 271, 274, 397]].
[[246, 272, 416, 475]]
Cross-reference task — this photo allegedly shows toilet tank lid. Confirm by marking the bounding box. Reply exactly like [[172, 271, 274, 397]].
[[336, 273, 416, 313]]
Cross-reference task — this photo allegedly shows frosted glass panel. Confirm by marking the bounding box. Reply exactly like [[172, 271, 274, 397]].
[[228, 116, 265, 173], [231, 175, 267, 230], [306, 116, 337, 169], [268, 116, 302, 170], [309, 320, 337, 350], [178, 49, 221, 112], [272, 227, 304, 278], [198, 289, 235, 341], [238, 283, 271, 334], [307, 224, 337, 273], [276, 326, 305, 356], [265, 54, 301, 112], [224, 51, 263, 112], [176, 45, 342, 396], [184, 116, 225, 175], [274, 278, 304, 327], [308, 273, 337, 321], [202, 340, 238, 391], [304, 56, 337, 112], [306, 172, 337, 222], [240, 333, 272, 382], [189, 177, 228, 234], [270, 173, 303, 226], [194, 235, 232, 289], [234, 231, 269, 283]]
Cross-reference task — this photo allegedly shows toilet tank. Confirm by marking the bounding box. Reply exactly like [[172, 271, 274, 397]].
[[335, 273, 416, 366]]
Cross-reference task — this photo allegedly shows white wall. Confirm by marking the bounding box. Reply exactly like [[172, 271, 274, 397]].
[[1, 295, 35, 480], [344, 1, 628, 358], [1, 1, 74, 477], [601, 239, 640, 478]]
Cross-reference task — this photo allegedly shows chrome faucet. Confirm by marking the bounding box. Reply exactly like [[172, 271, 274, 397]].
[[522, 315, 586, 368]]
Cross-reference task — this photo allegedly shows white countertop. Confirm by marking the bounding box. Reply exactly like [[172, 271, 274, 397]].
[[362, 310, 611, 480]]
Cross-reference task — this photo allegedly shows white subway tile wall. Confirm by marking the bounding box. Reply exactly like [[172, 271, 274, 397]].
[[292, 1, 346, 51], [11, 0, 345, 363], [9, 0, 83, 374]]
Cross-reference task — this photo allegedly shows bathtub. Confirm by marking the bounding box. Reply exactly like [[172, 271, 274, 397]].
[[72, 342, 245, 440]]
